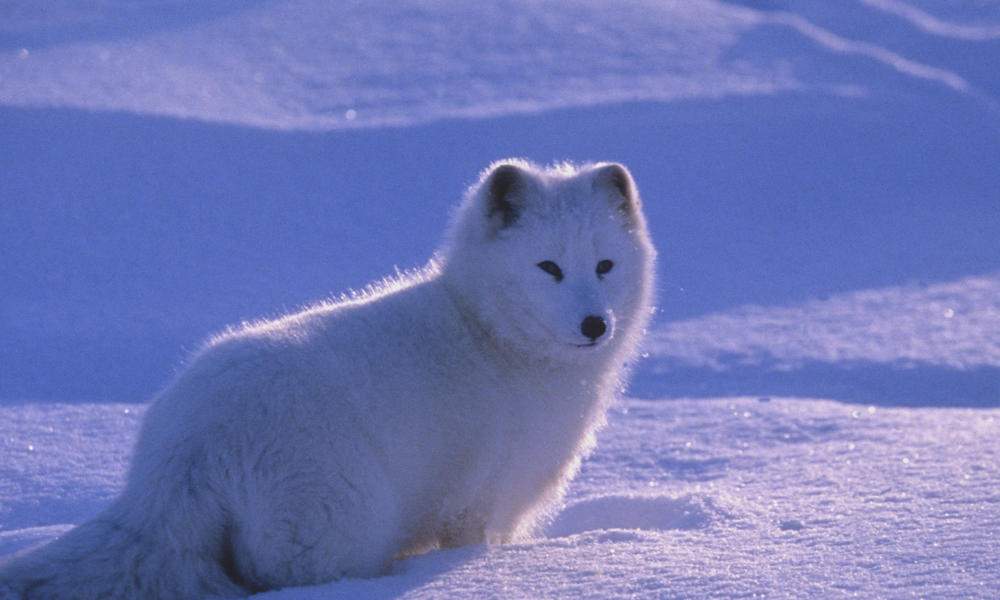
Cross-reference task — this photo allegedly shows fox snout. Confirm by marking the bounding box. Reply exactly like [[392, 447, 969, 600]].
[[578, 311, 615, 346], [580, 315, 607, 341]]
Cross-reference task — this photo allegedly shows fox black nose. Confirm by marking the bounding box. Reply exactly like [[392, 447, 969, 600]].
[[580, 315, 607, 341]]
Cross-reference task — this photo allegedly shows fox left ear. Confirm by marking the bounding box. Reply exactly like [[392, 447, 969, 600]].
[[592, 163, 640, 216], [482, 162, 533, 233]]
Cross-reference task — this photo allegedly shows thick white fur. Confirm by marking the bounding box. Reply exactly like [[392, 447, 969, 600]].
[[0, 160, 656, 599]]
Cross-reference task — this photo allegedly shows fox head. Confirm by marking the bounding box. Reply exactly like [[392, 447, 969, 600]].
[[442, 160, 656, 365]]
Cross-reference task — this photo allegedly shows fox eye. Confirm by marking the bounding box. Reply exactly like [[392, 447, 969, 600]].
[[537, 260, 564, 282], [596, 259, 614, 277]]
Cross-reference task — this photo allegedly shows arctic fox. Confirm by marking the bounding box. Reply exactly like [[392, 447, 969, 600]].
[[0, 160, 656, 599]]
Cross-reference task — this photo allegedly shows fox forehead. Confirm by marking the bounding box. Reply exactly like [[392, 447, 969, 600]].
[[505, 212, 640, 268], [515, 174, 620, 223]]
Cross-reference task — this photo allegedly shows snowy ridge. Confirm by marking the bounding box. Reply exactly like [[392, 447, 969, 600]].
[[858, 0, 1000, 40], [649, 272, 1000, 372], [757, 8, 971, 93], [3, 0, 997, 130], [0, 0, 793, 130], [638, 272, 1000, 405]]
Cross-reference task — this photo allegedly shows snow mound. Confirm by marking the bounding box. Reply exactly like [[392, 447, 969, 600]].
[[545, 494, 721, 538]]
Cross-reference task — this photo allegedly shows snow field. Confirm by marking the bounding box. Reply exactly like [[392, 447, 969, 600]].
[[3, 0, 1000, 597], [3, 397, 998, 598]]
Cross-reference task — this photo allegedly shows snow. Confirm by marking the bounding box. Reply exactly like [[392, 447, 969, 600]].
[[2, 0, 1000, 598]]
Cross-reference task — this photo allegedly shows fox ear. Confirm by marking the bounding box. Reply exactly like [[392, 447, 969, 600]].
[[484, 162, 530, 231], [592, 163, 640, 216]]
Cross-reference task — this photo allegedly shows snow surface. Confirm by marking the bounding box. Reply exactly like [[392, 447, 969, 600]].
[[2, 0, 1000, 598]]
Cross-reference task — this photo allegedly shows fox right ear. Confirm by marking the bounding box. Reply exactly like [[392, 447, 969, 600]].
[[484, 163, 529, 232], [592, 163, 640, 216]]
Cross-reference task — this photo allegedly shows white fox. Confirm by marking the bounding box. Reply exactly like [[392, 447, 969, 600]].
[[1, 160, 656, 599]]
